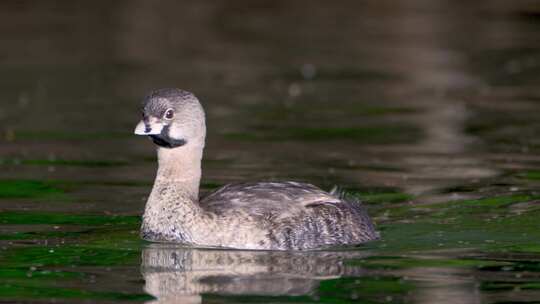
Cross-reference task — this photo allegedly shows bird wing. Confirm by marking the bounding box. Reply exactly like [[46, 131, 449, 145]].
[[200, 181, 342, 215]]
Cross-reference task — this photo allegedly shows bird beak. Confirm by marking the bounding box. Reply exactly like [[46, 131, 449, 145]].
[[134, 119, 164, 135]]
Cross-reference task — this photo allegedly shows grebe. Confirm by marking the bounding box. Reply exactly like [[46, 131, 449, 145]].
[[134, 88, 378, 250]]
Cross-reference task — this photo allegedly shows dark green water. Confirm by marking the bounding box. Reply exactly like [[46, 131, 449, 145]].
[[1, 1, 540, 303]]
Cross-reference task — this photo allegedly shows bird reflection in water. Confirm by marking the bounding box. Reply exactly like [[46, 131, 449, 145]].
[[141, 244, 371, 304]]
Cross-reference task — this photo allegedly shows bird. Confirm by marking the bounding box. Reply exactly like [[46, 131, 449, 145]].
[[134, 88, 379, 250]]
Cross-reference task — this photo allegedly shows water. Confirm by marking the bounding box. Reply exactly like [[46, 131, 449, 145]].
[[1, 0, 540, 303]]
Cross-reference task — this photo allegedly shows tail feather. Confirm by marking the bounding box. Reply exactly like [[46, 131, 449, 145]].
[[330, 185, 361, 202], [329, 185, 345, 199]]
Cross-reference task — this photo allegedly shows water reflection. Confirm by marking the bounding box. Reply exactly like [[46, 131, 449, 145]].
[[141, 244, 371, 304]]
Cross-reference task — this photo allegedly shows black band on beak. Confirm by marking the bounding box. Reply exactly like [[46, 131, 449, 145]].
[[144, 124, 152, 134]]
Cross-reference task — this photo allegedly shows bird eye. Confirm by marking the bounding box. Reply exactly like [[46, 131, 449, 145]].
[[164, 109, 174, 120]]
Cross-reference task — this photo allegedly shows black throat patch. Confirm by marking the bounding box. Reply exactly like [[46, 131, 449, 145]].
[[149, 125, 187, 148]]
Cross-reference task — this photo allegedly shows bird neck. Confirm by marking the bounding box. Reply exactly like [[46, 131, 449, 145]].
[[155, 143, 204, 200], [142, 142, 209, 243]]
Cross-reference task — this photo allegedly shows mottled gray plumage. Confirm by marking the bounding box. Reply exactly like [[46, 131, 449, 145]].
[[201, 181, 378, 250], [135, 88, 379, 251]]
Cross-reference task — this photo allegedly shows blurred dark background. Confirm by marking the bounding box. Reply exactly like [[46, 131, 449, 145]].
[[2, 0, 540, 199]]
